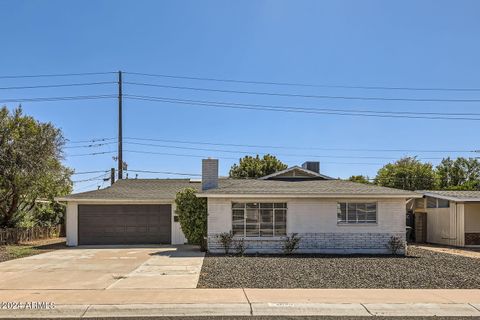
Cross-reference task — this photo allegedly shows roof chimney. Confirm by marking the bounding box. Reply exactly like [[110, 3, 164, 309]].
[[302, 161, 320, 174], [202, 158, 219, 190]]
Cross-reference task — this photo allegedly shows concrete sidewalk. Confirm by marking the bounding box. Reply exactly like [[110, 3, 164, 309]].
[[0, 289, 479, 318]]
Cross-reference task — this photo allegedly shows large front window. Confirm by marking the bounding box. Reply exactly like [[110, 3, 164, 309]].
[[337, 202, 377, 224], [232, 203, 287, 237]]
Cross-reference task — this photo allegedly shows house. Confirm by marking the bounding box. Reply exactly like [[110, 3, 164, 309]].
[[58, 159, 419, 254], [413, 190, 480, 247]]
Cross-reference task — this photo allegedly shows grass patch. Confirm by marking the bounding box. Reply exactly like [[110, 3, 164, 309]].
[[5, 245, 36, 259]]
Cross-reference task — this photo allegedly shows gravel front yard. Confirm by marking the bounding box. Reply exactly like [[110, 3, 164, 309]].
[[197, 246, 480, 289]]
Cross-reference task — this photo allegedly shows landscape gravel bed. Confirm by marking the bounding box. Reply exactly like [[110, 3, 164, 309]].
[[197, 246, 480, 289]]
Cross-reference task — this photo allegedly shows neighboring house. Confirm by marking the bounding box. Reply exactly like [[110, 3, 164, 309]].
[[413, 190, 480, 247], [57, 159, 419, 254]]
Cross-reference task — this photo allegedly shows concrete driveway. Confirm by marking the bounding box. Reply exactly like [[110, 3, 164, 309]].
[[0, 245, 204, 290]]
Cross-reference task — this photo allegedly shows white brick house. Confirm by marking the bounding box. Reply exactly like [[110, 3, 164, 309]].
[[198, 159, 419, 254], [58, 159, 419, 254]]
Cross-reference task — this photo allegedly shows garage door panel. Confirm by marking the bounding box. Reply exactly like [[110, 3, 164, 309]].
[[78, 205, 171, 245]]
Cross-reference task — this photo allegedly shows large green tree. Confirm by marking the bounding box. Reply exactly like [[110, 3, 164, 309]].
[[0, 106, 72, 228], [229, 154, 288, 178], [374, 157, 436, 191], [435, 157, 480, 190], [348, 175, 371, 184]]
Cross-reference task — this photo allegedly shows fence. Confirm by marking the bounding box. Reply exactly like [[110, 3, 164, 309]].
[[0, 225, 61, 245]]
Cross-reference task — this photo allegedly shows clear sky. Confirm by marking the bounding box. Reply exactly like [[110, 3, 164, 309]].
[[1, 0, 479, 191]]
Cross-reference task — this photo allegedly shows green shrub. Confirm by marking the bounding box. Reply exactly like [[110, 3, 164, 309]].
[[175, 188, 207, 246], [283, 233, 301, 254], [217, 231, 234, 254]]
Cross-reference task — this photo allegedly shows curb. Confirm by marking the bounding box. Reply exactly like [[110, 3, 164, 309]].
[[0, 302, 480, 318]]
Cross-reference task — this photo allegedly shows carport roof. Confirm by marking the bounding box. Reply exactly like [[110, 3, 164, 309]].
[[418, 190, 480, 202], [57, 179, 201, 202]]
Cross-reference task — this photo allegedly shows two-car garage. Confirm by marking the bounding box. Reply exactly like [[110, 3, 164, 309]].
[[77, 204, 172, 245]]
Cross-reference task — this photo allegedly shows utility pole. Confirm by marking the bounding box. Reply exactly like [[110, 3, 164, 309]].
[[118, 70, 123, 179]]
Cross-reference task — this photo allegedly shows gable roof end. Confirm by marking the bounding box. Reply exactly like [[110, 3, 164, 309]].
[[259, 166, 334, 180]]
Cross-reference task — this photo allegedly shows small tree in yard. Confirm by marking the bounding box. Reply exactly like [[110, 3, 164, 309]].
[[175, 188, 207, 249]]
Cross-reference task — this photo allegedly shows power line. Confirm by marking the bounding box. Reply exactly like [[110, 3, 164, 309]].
[[124, 136, 473, 153], [0, 71, 116, 79], [67, 151, 116, 157], [125, 169, 201, 177], [72, 173, 109, 183], [66, 137, 116, 144], [124, 95, 480, 121], [124, 71, 480, 92], [0, 94, 116, 104], [124, 82, 480, 103], [123, 141, 446, 160], [72, 170, 110, 175], [64, 142, 117, 149], [0, 81, 116, 90], [123, 149, 386, 166]]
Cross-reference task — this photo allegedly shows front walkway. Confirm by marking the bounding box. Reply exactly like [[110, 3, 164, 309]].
[[414, 244, 480, 259]]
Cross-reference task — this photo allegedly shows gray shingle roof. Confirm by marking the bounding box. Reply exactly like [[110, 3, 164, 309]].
[[58, 178, 419, 202], [419, 190, 480, 202], [58, 179, 201, 201], [199, 179, 418, 197]]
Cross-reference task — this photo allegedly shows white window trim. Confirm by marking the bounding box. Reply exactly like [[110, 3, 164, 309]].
[[337, 201, 378, 225], [232, 202, 287, 238]]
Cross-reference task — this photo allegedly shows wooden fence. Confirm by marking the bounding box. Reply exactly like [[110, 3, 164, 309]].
[[0, 225, 61, 245]]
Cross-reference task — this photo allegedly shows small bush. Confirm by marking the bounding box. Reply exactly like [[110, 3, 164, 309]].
[[217, 231, 234, 254], [386, 236, 406, 255], [234, 238, 246, 256], [283, 233, 301, 254]]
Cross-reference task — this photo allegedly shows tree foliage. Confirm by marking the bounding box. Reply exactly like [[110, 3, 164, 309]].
[[436, 157, 480, 190], [229, 154, 288, 179], [348, 175, 371, 184], [374, 157, 436, 191], [175, 188, 207, 246], [0, 106, 72, 228]]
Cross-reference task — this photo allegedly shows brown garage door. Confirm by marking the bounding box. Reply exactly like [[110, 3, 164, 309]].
[[78, 204, 171, 245]]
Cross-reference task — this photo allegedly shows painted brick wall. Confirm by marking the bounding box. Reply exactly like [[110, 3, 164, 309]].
[[207, 197, 406, 254]]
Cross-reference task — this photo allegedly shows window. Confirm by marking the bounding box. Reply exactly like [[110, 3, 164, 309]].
[[426, 197, 437, 208], [426, 197, 450, 209], [337, 202, 377, 224], [232, 203, 287, 237], [437, 199, 450, 208]]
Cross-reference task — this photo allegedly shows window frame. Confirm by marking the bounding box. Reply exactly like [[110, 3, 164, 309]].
[[231, 202, 287, 238], [337, 202, 378, 225]]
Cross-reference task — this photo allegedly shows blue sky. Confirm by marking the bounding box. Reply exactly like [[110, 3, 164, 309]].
[[1, 0, 479, 191]]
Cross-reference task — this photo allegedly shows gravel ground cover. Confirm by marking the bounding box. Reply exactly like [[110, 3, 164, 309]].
[[0, 238, 66, 263], [197, 246, 480, 289]]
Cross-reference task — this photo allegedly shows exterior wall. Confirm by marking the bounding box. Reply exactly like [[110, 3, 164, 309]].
[[425, 201, 465, 247], [66, 202, 78, 246], [464, 203, 480, 245], [207, 197, 406, 254], [65, 200, 186, 246], [171, 203, 187, 244]]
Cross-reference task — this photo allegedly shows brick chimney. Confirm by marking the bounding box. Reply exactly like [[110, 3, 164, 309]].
[[202, 158, 219, 190]]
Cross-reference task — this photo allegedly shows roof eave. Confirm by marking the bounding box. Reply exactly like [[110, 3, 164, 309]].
[[55, 197, 174, 203], [196, 193, 420, 199], [420, 192, 480, 202]]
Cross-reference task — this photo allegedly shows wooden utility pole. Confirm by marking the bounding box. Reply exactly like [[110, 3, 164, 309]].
[[118, 71, 123, 179]]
